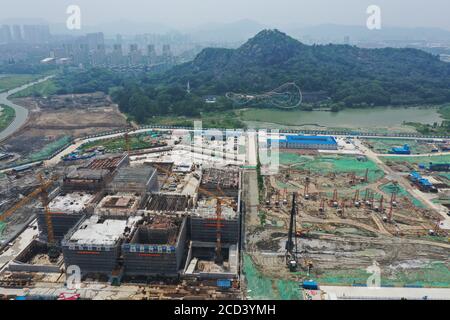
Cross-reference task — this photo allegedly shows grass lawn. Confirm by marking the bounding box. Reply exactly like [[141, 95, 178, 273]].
[[10, 78, 59, 98], [0, 104, 15, 131], [144, 111, 247, 129], [79, 132, 163, 153], [0, 74, 41, 93], [438, 105, 450, 120]]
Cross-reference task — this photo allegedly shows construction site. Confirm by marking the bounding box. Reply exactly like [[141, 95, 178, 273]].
[[243, 134, 450, 300], [0, 128, 244, 300], [1, 92, 128, 168], [1, 127, 450, 300]]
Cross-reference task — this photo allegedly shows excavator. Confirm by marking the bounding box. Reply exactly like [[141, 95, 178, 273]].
[[0, 174, 59, 260]]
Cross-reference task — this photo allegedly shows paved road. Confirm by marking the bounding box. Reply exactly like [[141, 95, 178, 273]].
[[321, 285, 450, 300], [0, 76, 54, 142], [246, 130, 258, 167], [354, 139, 450, 229]]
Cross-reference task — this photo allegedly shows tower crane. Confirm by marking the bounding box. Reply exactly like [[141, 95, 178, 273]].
[[214, 198, 223, 264], [150, 163, 237, 266], [0, 174, 59, 259]]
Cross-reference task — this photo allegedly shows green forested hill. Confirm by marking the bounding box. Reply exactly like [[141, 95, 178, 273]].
[[114, 29, 450, 122]]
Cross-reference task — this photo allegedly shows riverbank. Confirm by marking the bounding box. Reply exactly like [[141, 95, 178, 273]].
[[0, 75, 54, 142], [0, 105, 15, 132]]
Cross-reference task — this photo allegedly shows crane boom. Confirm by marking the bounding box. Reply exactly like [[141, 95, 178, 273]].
[[0, 176, 57, 222]]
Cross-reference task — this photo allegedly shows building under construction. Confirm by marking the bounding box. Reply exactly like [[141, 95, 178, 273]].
[[37, 191, 102, 242], [190, 198, 240, 244], [61, 215, 142, 276], [21, 152, 243, 286], [200, 168, 240, 197], [122, 216, 187, 277], [142, 193, 195, 215], [184, 243, 239, 280], [107, 166, 159, 194], [62, 169, 112, 192], [84, 153, 129, 173], [94, 193, 143, 217]]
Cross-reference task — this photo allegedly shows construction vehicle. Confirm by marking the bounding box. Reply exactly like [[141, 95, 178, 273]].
[[303, 177, 310, 200], [301, 280, 319, 290], [330, 189, 339, 208], [285, 194, 298, 272], [318, 198, 326, 213], [353, 190, 361, 208]]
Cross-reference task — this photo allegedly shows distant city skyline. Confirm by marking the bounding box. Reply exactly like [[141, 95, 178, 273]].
[[1, 0, 450, 33]]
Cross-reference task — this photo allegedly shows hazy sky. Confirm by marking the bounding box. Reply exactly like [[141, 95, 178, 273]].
[[1, 0, 450, 30]]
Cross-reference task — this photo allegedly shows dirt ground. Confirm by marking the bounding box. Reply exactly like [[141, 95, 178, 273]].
[[1, 93, 128, 160], [244, 155, 450, 287]]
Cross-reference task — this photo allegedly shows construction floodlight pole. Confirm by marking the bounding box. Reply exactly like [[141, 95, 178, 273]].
[[285, 194, 298, 271]]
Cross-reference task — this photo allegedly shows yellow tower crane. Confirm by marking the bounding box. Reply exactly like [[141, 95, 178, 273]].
[[0, 174, 59, 258]]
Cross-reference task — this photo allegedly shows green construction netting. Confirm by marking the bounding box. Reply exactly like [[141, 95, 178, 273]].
[[364, 138, 433, 154], [276, 279, 303, 300], [438, 173, 450, 180], [280, 153, 384, 183], [313, 262, 450, 288], [243, 254, 302, 300], [380, 182, 426, 208], [27, 136, 72, 162], [383, 154, 450, 165]]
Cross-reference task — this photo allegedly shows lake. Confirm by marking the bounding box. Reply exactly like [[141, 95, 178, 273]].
[[241, 107, 443, 130]]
